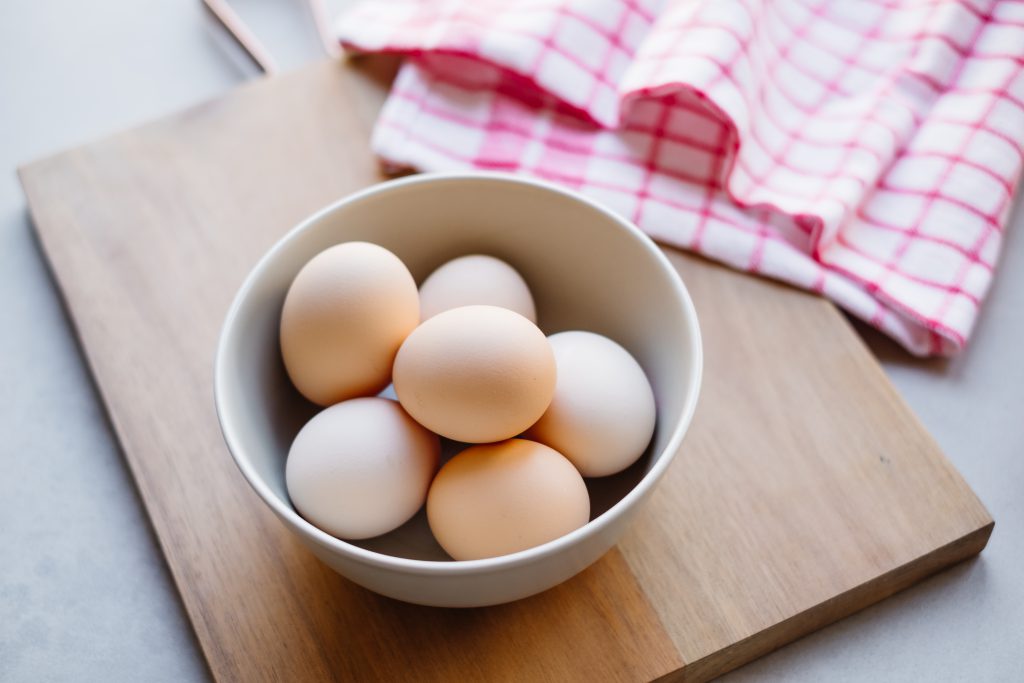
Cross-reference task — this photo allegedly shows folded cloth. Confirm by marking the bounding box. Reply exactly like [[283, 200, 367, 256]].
[[338, 0, 1024, 355]]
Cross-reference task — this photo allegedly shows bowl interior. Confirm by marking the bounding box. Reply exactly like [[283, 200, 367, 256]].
[[217, 175, 700, 562]]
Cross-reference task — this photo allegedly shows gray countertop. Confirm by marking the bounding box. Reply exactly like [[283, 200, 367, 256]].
[[1, 1, 1021, 680]]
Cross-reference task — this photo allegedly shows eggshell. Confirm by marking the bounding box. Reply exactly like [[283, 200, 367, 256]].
[[393, 305, 556, 443], [427, 439, 590, 560], [280, 242, 419, 406], [528, 331, 656, 477], [418, 255, 537, 323], [286, 397, 439, 540]]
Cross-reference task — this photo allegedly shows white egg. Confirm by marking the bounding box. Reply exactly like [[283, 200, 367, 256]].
[[286, 397, 439, 539], [418, 254, 537, 323], [528, 331, 656, 477]]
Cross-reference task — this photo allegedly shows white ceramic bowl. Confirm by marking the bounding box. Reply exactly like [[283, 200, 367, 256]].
[[215, 172, 702, 607]]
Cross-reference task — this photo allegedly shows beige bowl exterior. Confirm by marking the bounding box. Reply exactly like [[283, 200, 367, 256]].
[[214, 173, 702, 607]]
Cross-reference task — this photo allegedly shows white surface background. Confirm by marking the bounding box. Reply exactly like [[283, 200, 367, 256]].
[[0, 1, 1020, 680]]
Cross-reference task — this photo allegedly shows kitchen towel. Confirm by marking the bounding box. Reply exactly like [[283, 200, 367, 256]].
[[337, 0, 1024, 355]]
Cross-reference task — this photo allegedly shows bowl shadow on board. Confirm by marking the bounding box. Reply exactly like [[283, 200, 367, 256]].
[[264, 324, 656, 563]]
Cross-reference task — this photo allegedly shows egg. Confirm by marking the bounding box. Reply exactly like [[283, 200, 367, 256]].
[[528, 331, 656, 477], [418, 254, 537, 323], [427, 439, 590, 560], [286, 401, 438, 540], [393, 305, 556, 443], [280, 242, 419, 406], [286, 397, 439, 540]]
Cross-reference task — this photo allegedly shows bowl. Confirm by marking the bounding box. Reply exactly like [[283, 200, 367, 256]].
[[215, 172, 702, 607]]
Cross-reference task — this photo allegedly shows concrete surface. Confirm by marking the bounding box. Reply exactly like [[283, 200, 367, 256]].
[[0, 0, 1020, 680]]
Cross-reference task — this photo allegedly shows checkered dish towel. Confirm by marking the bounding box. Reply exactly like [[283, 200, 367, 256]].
[[337, 0, 1024, 356]]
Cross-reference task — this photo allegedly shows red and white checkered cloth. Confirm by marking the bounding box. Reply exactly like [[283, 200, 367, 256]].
[[337, 0, 1024, 355]]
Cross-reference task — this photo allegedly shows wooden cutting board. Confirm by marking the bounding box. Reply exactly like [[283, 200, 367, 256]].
[[20, 57, 993, 682]]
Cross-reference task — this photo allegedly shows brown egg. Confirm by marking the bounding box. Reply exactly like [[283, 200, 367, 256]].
[[280, 242, 419, 406], [418, 254, 537, 323], [427, 439, 590, 560], [392, 305, 556, 443]]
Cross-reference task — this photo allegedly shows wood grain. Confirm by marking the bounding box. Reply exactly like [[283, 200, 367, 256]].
[[19, 58, 992, 682]]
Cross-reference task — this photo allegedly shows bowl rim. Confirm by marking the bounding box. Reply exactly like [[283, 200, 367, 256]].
[[214, 171, 703, 575]]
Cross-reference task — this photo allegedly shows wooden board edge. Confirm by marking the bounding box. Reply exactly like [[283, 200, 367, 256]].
[[657, 520, 994, 683], [13, 58, 396, 187], [818, 284, 994, 523], [17, 162, 221, 676]]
